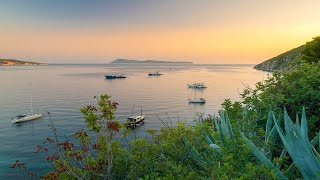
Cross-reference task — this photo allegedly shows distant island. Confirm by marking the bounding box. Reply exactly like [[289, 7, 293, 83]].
[[0, 59, 45, 66], [110, 59, 193, 64]]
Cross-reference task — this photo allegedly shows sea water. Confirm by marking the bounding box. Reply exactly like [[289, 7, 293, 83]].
[[0, 63, 268, 178]]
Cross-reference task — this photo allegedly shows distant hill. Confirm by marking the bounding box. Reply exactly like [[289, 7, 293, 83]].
[[110, 59, 193, 64], [254, 45, 304, 72], [0, 59, 45, 66]]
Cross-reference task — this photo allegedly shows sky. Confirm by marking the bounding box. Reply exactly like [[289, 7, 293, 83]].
[[0, 0, 320, 64]]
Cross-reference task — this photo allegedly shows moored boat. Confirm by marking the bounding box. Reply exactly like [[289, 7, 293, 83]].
[[126, 115, 145, 128], [12, 83, 43, 123], [187, 82, 207, 88], [148, 71, 162, 76], [105, 74, 126, 79], [12, 113, 43, 123]]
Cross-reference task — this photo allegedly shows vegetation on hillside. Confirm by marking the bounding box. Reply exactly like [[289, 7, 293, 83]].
[[299, 36, 320, 64], [253, 45, 304, 71], [254, 36, 320, 71], [0, 59, 43, 66]]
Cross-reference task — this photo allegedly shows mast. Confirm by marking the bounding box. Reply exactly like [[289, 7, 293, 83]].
[[29, 83, 33, 115], [131, 104, 135, 118], [31, 92, 33, 114]]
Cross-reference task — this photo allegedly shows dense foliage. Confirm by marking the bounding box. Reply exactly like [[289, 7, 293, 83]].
[[236, 62, 320, 137], [299, 36, 320, 64], [222, 36, 320, 178], [223, 37, 320, 136], [25, 94, 318, 179]]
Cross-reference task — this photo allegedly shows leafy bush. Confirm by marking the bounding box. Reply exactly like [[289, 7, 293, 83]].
[[299, 36, 320, 64], [236, 61, 320, 137]]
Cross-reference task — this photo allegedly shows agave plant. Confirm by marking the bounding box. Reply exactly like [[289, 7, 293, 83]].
[[184, 111, 233, 162], [242, 108, 320, 179]]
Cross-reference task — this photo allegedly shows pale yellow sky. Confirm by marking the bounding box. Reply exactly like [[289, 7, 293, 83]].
[[0, 1, 319, 64]]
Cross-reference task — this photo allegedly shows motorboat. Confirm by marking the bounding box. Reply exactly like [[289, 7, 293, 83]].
[[148, 71, 162, 76], [187, 82, 207, 88], [105, 74, 126, 79]]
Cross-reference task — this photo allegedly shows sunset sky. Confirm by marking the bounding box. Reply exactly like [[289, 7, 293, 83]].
[[1, 0, 320, 64]]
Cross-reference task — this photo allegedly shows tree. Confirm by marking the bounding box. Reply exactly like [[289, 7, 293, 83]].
[[299, 36, 320, 64]]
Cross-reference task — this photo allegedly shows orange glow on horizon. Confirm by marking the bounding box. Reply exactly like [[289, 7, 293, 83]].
[[1, 25, 319, 64]]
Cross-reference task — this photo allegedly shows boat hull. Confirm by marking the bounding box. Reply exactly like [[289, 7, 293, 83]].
[[188, 98, 206, 103], [105, 75, 126, 79], [148, 73, 162, 76], [12, 113, 43, 123], [126, 115, 145, 128], [187, 84, 207, 88]]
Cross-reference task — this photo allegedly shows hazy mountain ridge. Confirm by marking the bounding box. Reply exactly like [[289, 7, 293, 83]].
[[254, 45, 304, 72], [110, 59, 193, 64], [0, 59, 45, 66]]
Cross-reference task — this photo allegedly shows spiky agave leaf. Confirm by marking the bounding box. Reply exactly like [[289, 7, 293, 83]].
[[310, 132, 319, 148], [204, 133, 215, 144], [214, 116, 225, 141], [273, 109, 320, 179], [265, 111, 274, 143], [219, 110, 229, 137], [216, 110, 234, 140], [266, 113, 280, 143], [300, 107, 310, 146], [204, 133, 220, 150], [240, 132, 288, 180], [312, 146, 320, 160], [295, 113, 300, 129], [183, 139, 204, 163], [213, 115, 220, 134], [225, 111, 234, 138]]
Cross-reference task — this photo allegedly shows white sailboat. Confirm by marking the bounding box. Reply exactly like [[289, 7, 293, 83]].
[[12, 84, 43, 123], [188, 88, 206, 103], [126, 106, 145, 128]]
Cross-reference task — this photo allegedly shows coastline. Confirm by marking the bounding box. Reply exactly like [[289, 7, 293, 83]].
[[0, 59, 47, 66]]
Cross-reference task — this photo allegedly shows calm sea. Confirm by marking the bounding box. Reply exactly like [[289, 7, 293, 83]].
[[0, 63, 267, 178]]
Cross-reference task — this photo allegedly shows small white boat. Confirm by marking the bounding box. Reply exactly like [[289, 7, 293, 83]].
[[12, 83, 43, 123], [126, 115, 145, 128], [188, 82, 207, 88], [12, 113, 43, 123]]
